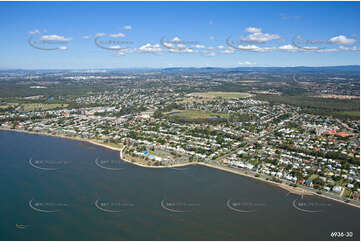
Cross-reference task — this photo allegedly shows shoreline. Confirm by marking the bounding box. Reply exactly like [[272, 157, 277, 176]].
[[0, 127, 122, 151], [1, 127, 359, 208]]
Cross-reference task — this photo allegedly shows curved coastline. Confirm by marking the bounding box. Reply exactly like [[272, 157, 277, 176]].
[[1, 127, 359, 208]]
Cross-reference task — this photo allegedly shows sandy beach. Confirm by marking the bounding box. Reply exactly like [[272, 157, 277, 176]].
[[1, 127, 359, 208]]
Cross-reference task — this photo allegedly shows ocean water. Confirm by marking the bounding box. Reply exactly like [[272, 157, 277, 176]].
[[0, 130, 359, 240]]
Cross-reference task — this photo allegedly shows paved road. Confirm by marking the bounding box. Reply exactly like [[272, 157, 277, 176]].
[[336, 118, 353, 131], [214, 113, 299, 163], [211, 163, 360, 207]]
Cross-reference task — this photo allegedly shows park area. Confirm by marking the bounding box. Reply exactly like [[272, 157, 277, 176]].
[[187, 92, 253, 99], [166, 109, 228, 120], [20, 103, 69, 112]]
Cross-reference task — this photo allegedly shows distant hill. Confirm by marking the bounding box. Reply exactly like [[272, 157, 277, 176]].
[[162, 65, 360, 73], [1, 65, 359, 73]]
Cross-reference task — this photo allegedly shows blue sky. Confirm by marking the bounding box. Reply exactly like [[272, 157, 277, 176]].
[[0, 1, 359, 69]]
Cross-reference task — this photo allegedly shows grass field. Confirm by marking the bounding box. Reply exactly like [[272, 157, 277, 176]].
[[90, 140, 124, 149], [187, 92, 253, 99], [149, 150, 170, 158], [0, 103, 18, 109], [342, 111, 360, 118], [308, 174, 319, 180], [21, 103, 69, 112], [238, 80, 258, 83], [166, 109, 228, 120], [176, 97, 208, 104]]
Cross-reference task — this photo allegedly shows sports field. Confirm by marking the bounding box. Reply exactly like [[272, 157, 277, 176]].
[[166, 109, 228, 120], [187, 92, 253, 99]]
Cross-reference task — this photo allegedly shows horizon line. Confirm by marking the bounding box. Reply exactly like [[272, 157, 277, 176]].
[[0, 65, 360, 71]]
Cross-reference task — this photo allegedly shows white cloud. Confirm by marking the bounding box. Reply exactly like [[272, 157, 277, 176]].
[[168, 47, 193, 53], [107, 45, 123, 50], [207, 52, 216, 56], [123, 25, 132, 30], [245, 27, 262, 33], [239, 61, 256, 65], [177, 43, 186, 48], [40, 35, 72, 42], [161, 37, 198, 53], [278, 44, 300, 52], [108, 33, 125, 38], [279, 44, 341, 53], [235, 44, 274, 52], [235, 44, 259, 51], [301, 46, 320, 51], [339, 45, 360, 51], [171, 36, 182, 42], [139, 43, 162, 53], [116, 48, 134, 56], [95, 33, 106, 37], [192, 44, 205, 49], [220, 48, 235, 54], [82, 35, 91, 39], [210, 36, 215, 40], [58, 46, 68, 50], [29, 29, 40, 35], [242, 32, 280, 43], [162, 42, 174, 48], [329, 35, 356, 45], [241, 27, 280, 43], [316, 48, 338, 53]]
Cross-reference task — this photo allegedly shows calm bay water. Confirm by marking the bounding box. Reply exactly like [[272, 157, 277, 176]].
[[0, 130, 359, 240]]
